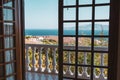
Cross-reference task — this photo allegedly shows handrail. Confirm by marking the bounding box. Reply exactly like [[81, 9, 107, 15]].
[[25, 44, 108, 80]]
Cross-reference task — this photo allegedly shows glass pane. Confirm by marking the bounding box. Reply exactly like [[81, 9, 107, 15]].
[[63, 37, 75, 50], [94, 38, 108, 51], [94, 68, 101, 79], [0, 52, 4, 63], [94, 53, 108, 66], [94, 22, 109, 36], [0, 66, 4, 77], [94, 53, 101, 66], [78, 37, 91, 50], [63, 51, 75, 64], [78, 52, 84, 64], [6, 63, 15, 75], [95, 6, 110, 20], [94, 68, 108, 80], [64, 0, 76, 6], [78, 67, 91, 79], [6, 76, 15, 80], [4, 37, 15, 48], [64, 8, 76, 20], [0, 38, 3, 49], [104, 54, 108, 66], [63, 65, 75, 78], [103, 68, 108, 79], [64, 23, 76, 35], [4, 23, 14, 35], [79, 7, 92, 20], [79, 0, 92, 5], [95, 0, 110, 4], [5, 50, 15, 62], [3, 9, 14, 21], [78, 52, 91, 65], [3, 0, 14, 7], [78, 22, 92, 35]]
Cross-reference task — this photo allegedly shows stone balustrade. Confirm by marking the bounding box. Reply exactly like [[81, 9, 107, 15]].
[[25, 44, 108, 80]]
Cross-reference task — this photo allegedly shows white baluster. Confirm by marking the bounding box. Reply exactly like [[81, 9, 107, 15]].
[[25, 47, 29, 71], [66, 52, 72, 76], [78, 67, 82, 78], [100, 53, 105, 80], [82, 52, 89, 79], [25, 47, 30, 80], [52, 48, 58, 74], [44, 48, 51, 73], [38, 47, 43, 72], [31, 47, 36, 71]]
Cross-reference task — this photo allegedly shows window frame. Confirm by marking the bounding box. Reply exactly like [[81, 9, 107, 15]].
[[15, 0, 25, 79], [108, 0, 120, 80], [0, 0, 24, 80], [58, 0, 120, 80], [18, 0, 25, 79]]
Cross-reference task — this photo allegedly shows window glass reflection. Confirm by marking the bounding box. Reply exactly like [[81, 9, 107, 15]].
[[3, 0, 13, 7], [94, 22, 109, 36], [4, 37, 15, 48], [79, 0, 92, 5], [4, 23, 14, 35], [78, 22, 92, 36], [94, 38, 108, 51], [64, 8, 76, 20], [5, 50, 15, 62], [6, 63, 15, 75], [95, 0, 110, 4], [6, 76, 15, 80], [79, 7, 92, 20], [64, 0, 76, 6], [95, 6, 110, 20], [64, 23, 76, 35], [3, 9, 14, 21]]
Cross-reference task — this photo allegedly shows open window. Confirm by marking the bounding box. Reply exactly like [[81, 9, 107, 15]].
[[0, 0, 24, 80], [0, 0, 120, 80], [59, 0, 120, 80]]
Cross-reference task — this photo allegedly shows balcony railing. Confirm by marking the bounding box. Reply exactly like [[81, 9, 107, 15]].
[[25, 44, 108, 80]]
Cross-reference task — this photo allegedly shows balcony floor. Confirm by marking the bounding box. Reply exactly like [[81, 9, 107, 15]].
[[26, 72, 58, 80]]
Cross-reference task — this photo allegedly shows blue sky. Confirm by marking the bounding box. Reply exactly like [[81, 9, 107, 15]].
[[25, 0, 58, 29], [25, 0, 110, 29]]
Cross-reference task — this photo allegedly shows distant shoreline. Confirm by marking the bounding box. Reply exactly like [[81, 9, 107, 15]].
[[25, 35, 108, 47], [25, 35, 58, 44]]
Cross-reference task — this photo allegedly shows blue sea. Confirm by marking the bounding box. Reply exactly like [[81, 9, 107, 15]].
[[25, 29, 108, 36], [25, 29, 58, 36]]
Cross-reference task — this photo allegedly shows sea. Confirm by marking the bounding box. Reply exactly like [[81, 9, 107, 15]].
[[25, 29, 108, 36]]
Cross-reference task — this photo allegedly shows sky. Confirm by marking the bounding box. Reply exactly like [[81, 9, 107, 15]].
[[25, 0, 58, 29], [25, 0, 110, 29]]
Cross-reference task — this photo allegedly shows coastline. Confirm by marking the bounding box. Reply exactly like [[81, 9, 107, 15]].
[[25, 35, 58, 44], [25, 35, 76, 45]]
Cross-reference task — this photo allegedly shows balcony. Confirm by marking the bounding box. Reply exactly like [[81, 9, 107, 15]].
[[25, 44, 108, 80]]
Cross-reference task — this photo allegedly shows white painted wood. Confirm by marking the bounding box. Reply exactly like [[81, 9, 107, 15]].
[[52, 48, 58, 74], [44, 48, 51, 73]]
